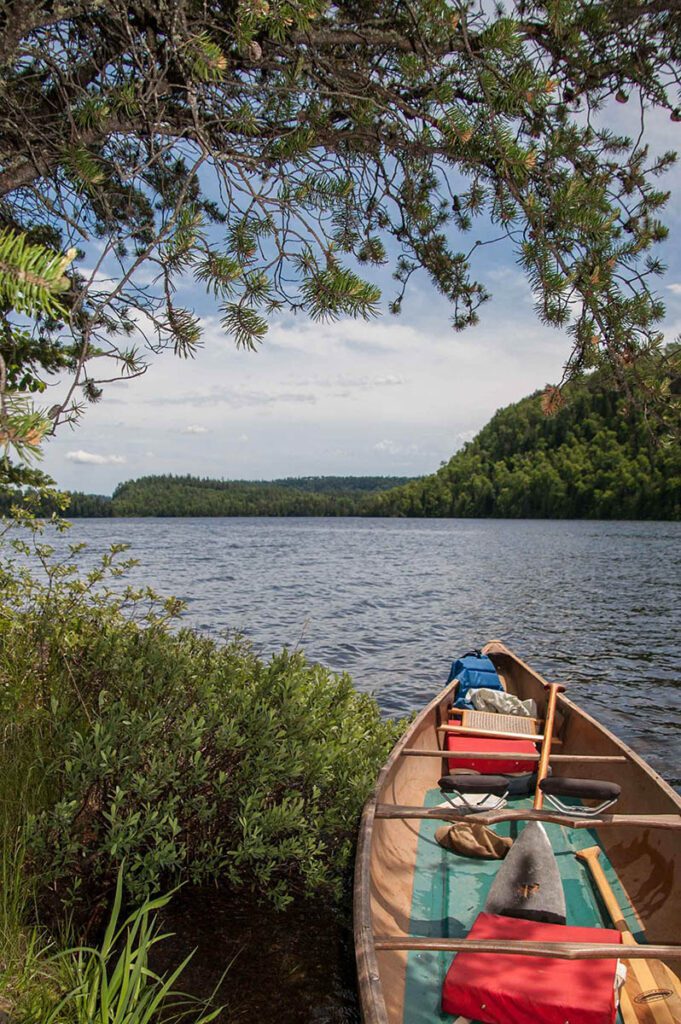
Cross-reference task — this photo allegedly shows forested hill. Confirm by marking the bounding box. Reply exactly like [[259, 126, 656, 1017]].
[[65, 475, 413, 517], [4, 376, 678, 520], [365, 377, 680, 520]]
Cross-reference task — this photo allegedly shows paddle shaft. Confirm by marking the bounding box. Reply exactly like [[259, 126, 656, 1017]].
[[374, 937, 681, 959], [533, 682, 561, 809], [576, 846, 629, 931]]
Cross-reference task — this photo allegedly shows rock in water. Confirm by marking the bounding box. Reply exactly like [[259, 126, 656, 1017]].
[[483, 821, 566, 925]]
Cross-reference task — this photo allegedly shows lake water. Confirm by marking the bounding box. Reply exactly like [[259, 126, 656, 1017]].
[[51, 516, 681, 784], [29, 516, 681, 1022]]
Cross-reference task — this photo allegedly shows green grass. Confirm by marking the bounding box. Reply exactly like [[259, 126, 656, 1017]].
[[41, 870, 222, 1024]]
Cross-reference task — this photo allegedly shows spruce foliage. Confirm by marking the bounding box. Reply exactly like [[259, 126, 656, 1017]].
[[0, 0, 679, 454]]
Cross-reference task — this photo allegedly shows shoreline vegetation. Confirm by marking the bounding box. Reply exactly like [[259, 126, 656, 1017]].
[[0, 529, 403, 1021], [12, 370, 678, 522]]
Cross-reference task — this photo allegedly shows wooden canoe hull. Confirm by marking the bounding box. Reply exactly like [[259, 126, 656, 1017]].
[[353, 640, 681, 1024]]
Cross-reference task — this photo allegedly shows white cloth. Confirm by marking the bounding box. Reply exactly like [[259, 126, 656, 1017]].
[[470, 687, 538, 718]]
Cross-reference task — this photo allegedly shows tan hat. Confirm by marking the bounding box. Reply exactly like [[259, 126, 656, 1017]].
[[435, 821, 513, 859]]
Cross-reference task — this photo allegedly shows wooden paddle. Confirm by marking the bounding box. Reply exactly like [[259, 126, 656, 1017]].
[[576, 845, 681, 1024], [533, 681, 563, 810]]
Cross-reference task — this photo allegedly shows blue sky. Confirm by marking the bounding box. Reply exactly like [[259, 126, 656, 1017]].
[[42, 107, 681, 495]]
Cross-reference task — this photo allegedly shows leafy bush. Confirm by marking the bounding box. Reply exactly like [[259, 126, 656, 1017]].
[[0, 523, 403, 917]]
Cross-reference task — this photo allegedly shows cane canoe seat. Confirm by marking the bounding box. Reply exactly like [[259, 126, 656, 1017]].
[[540, 777, 621, 816], [461, 709, 539, 735]]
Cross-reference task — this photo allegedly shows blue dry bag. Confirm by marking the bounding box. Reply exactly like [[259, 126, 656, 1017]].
[[447, 649, 504, 709]]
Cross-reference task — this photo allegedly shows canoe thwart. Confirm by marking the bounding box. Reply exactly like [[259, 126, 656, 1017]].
[[373, 937, 681, 960], [373, 804, 681, 830], [439, 724, 546, 742], [401, 749, 627, 763]]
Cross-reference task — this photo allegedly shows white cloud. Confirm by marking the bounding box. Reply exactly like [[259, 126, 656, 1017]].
[[292, 372, 406, 390], [373, 439, 420, 455], [66, 450, 126, 465], [374, 439, 399, 454], [667, 284, 681, 295], [152, 387, 317, 408], [183, 424, 209, 434]]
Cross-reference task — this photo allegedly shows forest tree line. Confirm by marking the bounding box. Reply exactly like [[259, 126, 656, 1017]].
[[2, 372, 679, 520], [48, 476, 414, 518]]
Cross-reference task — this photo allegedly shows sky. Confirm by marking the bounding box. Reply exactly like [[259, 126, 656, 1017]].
[[41, 108, 681, 495]]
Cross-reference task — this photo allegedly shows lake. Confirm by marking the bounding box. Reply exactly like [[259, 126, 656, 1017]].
[[48, 516, 681, 781], [33, 516, 681, 1022]]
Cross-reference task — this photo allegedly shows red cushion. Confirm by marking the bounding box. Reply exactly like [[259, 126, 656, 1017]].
[[441, 912, 622, 1024], [446, 733, 537, 775]]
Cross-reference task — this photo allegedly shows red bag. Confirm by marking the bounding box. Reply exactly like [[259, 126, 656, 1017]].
[[441, 912, 622, 1024], [446, 733, 537, 775]]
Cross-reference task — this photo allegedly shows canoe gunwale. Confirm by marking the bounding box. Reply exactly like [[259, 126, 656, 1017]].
[[353, 678, 458, 1024]]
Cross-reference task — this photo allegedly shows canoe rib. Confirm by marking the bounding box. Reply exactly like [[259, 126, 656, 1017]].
[[373, 938, 681, 960], [374, 805, 681, 830]]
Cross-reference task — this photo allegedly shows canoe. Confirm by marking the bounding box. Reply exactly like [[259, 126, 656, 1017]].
[[353, 639, 681, 1024]]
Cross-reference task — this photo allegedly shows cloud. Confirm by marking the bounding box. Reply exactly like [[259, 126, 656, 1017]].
[[667, 283, 681, 295], [373, 439, 420, 455], [294, 372, 405, 387], [183, 424, 209, 434], [66, 450, 126, 465], [266, 315, 415, 355], [151, 388, 317, 408]]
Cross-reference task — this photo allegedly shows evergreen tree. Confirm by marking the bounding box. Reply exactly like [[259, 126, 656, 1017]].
[[369, 358, 680, 520], [0, 229, 75, 493], [0, 0, 679, 478]]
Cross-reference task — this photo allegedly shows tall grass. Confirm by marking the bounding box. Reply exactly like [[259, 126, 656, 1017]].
[[40, 870, 221, 1024], [0, 718, 55, 1020]]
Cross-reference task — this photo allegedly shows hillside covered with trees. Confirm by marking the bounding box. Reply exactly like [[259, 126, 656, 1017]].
[[366, 374, 680, 520], [64, 476, 413, 518]]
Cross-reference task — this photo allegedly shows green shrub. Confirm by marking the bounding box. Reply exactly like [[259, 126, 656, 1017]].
[[0, 525, 403, 917]]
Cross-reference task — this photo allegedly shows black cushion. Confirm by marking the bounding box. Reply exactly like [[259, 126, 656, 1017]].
[[506, 772, 538, 797], [540, 777, 621, 801], [439, 773, 508, 796]]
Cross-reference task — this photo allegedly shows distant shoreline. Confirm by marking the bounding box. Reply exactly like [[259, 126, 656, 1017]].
[[52, 512, 681, 523]]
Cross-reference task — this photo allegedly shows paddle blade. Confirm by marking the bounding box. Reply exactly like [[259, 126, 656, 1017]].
[[619, 956, 681, 1024]]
